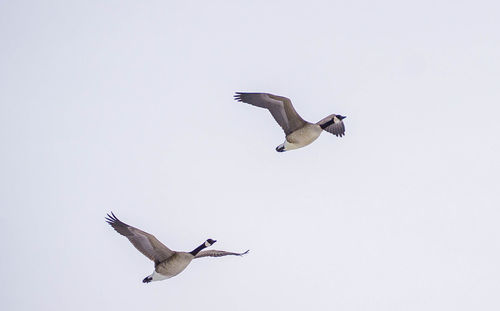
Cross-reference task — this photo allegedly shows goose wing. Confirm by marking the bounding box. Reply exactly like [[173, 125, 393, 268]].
[[323, 117, 346, 137], [234, 92, 307, 135], [105, 212, 174, 264], [194, 249, 249, 259]]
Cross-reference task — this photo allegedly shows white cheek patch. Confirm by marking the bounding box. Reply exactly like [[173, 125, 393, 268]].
[[205, 241, 211, 247]]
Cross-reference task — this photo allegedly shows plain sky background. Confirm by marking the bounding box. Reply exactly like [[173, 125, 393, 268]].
[[1, 0, 499, 310]]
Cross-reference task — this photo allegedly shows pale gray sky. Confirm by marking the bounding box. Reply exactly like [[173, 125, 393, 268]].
[[1, 1, 499, 310]]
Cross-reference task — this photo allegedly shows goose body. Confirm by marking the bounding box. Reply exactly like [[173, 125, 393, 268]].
[[234, 92, 346, 152], [279, 123, 323, 151], [105, 212, 249, 283], [151, 252, 193, 281]]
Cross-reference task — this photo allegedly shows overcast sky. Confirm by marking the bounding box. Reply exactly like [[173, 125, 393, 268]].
[[1, 1, 499, 310]]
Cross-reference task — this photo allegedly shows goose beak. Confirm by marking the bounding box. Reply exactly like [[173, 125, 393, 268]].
[[338, 115, 346, 120]]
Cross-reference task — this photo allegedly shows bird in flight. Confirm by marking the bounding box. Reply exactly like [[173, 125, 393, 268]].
[[234, 92, 346, 152], [105, 212, 249, 283]]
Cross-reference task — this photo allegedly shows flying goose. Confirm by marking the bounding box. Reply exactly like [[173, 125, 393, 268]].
[[105, 212, 249, 283], [234, 92, 346, 152]]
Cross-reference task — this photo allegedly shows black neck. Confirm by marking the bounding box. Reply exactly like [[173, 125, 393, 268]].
[[320, 118, 335, 129], [190, 242, 207, 256]]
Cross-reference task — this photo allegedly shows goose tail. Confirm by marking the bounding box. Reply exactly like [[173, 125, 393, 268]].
[[276, 143, 286, 152]]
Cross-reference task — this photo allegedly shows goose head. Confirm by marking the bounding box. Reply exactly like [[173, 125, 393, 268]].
[[205, 239, 217, 247]]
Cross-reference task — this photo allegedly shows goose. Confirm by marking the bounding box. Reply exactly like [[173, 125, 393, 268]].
[[234, 92, 346, 152], [105, 212, 249, 283]]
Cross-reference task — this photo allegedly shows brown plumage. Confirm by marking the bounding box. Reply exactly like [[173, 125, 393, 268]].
[[234, 92, 346, 152], [105, 212, 249, 282]]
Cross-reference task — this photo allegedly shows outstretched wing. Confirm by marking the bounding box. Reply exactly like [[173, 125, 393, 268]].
[[316, 115, 345, 137], [105, 212, 175, 264], [194, 249, 250, 259], [234, 92, 307, 135], [323, 116, 345, 137]]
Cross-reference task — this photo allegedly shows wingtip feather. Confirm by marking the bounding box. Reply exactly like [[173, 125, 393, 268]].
[[105, 211, 120, 225]]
